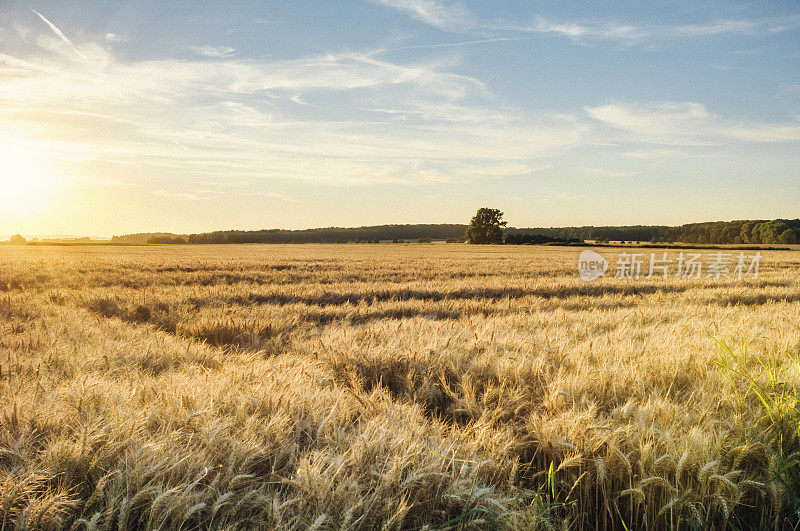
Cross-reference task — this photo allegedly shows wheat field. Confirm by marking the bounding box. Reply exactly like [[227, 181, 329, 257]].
[[1, 243, 799, 529]]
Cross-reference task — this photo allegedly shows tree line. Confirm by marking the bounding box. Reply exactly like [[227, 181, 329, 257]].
[[507, 219, 798, 245], [112, 225, 468, 245], [468, 209, 799, 245], [106, 217, 800, 246]]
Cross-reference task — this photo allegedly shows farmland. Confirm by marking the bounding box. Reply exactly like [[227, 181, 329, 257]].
[[1, 243, 799, 529]]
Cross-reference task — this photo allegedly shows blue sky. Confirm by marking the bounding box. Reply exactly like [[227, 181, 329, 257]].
[[0, 0, 798, 236]]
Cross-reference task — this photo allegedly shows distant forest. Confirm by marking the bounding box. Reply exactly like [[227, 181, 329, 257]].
[[111, 219, 800, 245], [114, 225, 468, 245], [511, 219, 800, 245]]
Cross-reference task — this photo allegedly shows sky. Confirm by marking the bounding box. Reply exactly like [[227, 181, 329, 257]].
[[0, 0, 799, 237]]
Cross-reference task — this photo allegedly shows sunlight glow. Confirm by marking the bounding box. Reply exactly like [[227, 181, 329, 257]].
[[0, 134, 63, 217]]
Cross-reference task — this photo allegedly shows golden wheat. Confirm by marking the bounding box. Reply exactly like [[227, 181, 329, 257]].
[[0, 243, 798, 529]]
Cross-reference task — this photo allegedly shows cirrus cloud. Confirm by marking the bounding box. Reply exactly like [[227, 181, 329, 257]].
[[369, 0, 477, 31], [585, 102, 800, 144]]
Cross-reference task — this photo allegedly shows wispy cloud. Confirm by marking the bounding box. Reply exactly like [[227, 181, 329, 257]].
[[0, 23, 584, 189], [4, 8, 798, 213], [585, 168, 638, 178], [491, 18, 647, 41], [370, 0, 477, 31], [369, 0, 799, 44], [391, 36, 535, 50], [585, 102, 800, 144], [673, 19, 762, 36], [368, 0, 800, 43], [621, 149, 678, 160], [491, 15, 800, 44], [190, 45, 236, 58]]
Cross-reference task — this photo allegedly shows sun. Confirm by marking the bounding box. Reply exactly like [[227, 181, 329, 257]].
[[0, 136, 63, 217]]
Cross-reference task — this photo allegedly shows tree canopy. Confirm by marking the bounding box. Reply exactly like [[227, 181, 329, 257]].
[[465, 208, 507, 244]]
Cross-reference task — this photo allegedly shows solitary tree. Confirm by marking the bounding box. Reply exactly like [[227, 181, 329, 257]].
[[8, 234, 26, 245], [465, 208, 507, 244]]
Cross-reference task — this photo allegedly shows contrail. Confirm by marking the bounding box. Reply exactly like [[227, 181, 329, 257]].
[[32, 9, 87, 59], [30, 9, 129, 104]]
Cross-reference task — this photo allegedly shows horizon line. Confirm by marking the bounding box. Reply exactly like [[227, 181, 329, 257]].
[[5, 216, 798, 241]]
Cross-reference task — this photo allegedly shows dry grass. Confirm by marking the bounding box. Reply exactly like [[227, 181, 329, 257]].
[[1, 243, 799, 529]]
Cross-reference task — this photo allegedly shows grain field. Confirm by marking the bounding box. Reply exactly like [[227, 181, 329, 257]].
[[1, 244, 799, 529]]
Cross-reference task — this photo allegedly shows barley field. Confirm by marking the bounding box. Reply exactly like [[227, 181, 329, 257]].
[[1, 243, 799, 529]]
